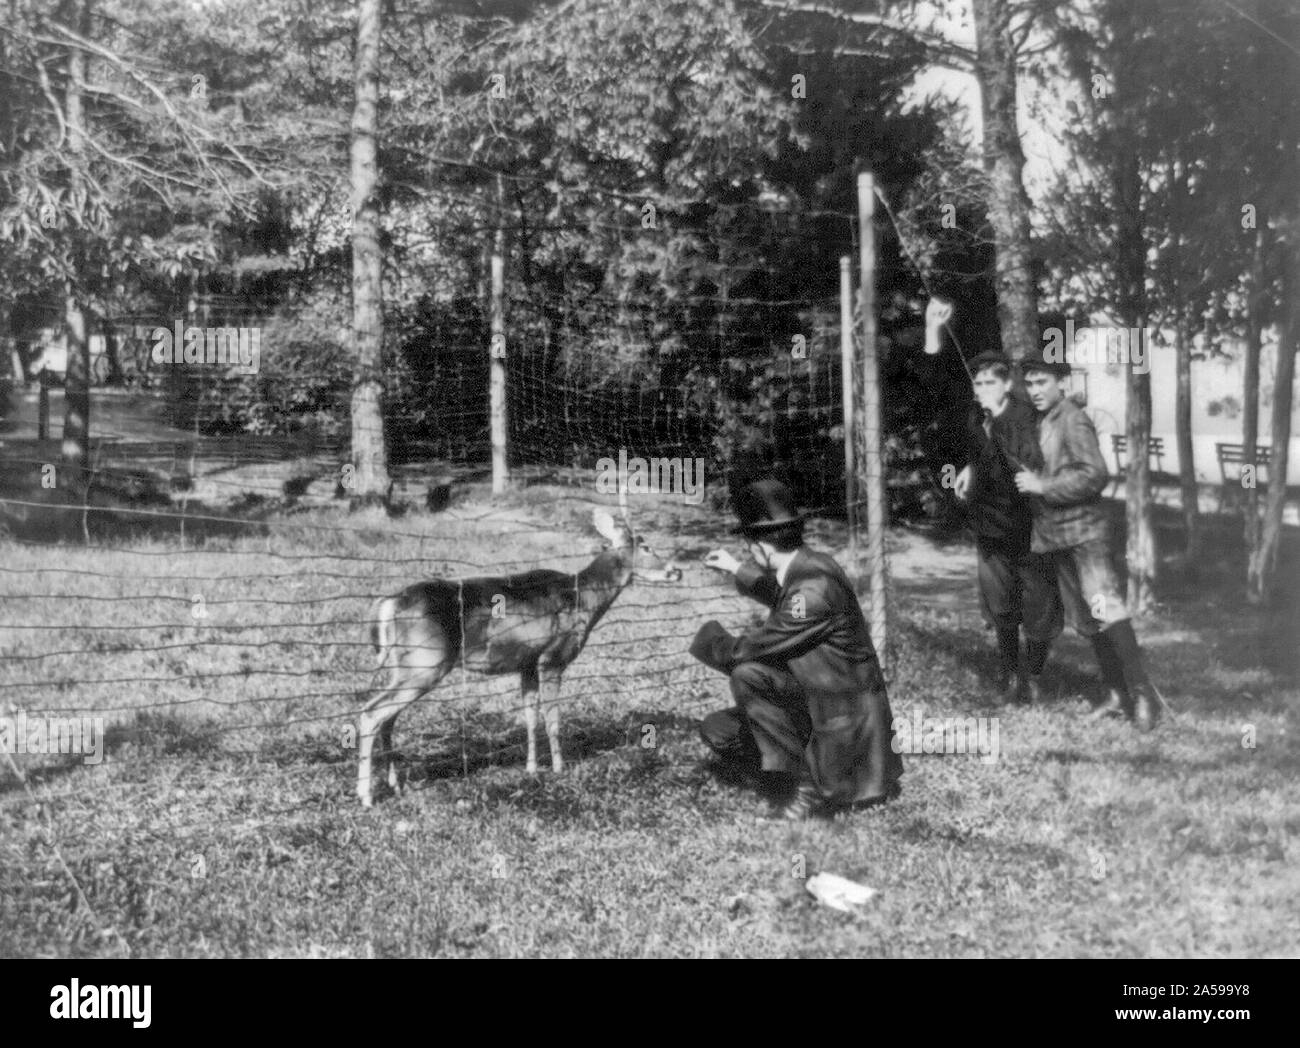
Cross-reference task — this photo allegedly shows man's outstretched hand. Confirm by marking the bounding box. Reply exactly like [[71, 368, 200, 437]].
[[703, 549, 742, 574]]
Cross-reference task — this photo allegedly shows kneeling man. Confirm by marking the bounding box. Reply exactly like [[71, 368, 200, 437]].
[[691, 478, 903, 819]]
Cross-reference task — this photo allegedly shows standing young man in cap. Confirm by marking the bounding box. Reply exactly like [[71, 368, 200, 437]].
[[953, 352, 1064, 704], [1014, 348, 1162, 731], [690, 478, 904, 819]]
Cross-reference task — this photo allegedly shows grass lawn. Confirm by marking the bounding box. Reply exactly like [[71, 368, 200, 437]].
[[0, 483, 1296, 958]]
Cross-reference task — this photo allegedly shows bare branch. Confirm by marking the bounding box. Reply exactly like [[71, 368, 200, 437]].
[[39, 21, 275, 202], [35, 56, 68, 149], [77, 130, 202, 197]]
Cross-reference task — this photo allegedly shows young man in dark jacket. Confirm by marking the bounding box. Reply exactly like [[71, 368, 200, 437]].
[[952, 352, 1063, 704], [691, 479, 903, 820], [1013, 348, 1161, 731]]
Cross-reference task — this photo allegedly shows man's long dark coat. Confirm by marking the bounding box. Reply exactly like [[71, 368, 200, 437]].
[[691, 548, 903, 805]]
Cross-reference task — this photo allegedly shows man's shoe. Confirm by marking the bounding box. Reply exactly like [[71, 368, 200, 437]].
[[756, 771, 799, 800], [995, 672, 1021, 705], [702, 753, 763, 792], [842, 781, 903, 814], [1088, 688, 1127, 720], [1132, 685, 1160, 733], [1022, 675, 1043, 706], [779, 783, 822, 821]]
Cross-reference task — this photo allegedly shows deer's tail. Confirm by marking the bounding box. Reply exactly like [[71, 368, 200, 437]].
[[370, 596, 398, 671]]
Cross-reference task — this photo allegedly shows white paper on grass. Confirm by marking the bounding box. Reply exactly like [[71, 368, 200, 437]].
[[805, 872, 877, 912]]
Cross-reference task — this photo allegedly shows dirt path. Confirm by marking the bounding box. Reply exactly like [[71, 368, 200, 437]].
[[886, 527, 975, 613]]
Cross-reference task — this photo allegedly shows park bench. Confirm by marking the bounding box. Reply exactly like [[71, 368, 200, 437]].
[[1109, 434, 1166, 495], [1216, 442, 1271, 510]]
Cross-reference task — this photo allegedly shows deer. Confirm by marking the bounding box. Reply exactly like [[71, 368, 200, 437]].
[[356, 507, 681, 807]]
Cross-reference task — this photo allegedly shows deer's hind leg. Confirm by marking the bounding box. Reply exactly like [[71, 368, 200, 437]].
[[358, 629, 451, 807], [540, 666, 564, 773], [520, 664, 540, 774]]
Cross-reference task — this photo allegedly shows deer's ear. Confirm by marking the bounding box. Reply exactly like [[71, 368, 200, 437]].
[[592, 507, 621, 542]]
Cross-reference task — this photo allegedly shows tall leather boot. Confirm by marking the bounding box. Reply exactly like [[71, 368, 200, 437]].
[[1103, 620, 1160, 732], [1131, 685, 1160, 733], [1088, 632, 1128, 720], [1024, 638, 1052, 707], [995, 627, 1022, 704]]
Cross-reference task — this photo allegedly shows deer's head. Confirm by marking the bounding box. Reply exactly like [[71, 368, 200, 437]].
[[592, 508, 682, 584]]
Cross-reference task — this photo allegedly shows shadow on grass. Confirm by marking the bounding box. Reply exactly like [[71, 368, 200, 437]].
[[309, 708, 705, 814], [1039, 736, 1299, 781], [100, 710, 225, 758], [1038, 747, 1234, 776], [895, 814, 1073, 867], [0, 710, 224, 795], [392, 709, 699, 785], [901, 622, 1099, 705], [0, 456, 272, 546]]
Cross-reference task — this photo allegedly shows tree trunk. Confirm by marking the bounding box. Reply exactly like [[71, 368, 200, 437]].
[[1174, 306, 1199, 558], [0, 305, 15, 386], [0, 0, 11, 165], [1116, 142, 1155, 614], [1169, 153, 1200, 559], [1247, 238, 1297, 604], [60, 0, 91, 486], [1124, 350, 1156, 614], [489, 175, 507, 495], [1242, 230, 1264, 554], [104, 327, 123, 385], [970, 0, 1037, 361], [62, 285, 89, 468], [348, 0, 391, 505]]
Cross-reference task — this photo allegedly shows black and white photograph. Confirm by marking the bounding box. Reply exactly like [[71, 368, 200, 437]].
[[0, 0, 1296, 984]]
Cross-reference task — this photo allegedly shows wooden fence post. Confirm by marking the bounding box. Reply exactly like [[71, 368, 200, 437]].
[[857, 172, 888, 670], [840, 255, 856, 581]]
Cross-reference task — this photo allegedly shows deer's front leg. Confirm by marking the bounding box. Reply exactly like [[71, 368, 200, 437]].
[[540, 667, 564, 773], [380, 718, 401, 794], [521, 665, 540, 774], [356, 705, 381, 808]]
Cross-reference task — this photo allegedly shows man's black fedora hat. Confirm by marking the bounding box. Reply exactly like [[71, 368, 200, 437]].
[[729, 478, 807, 535]]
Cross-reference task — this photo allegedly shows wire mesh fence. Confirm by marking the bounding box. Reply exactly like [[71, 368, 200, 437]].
[[0, 463, 876, 809], [0, 185, 914, 867]]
